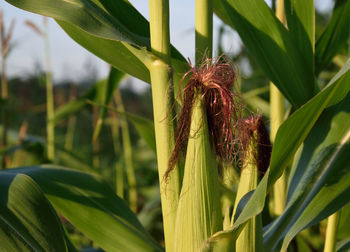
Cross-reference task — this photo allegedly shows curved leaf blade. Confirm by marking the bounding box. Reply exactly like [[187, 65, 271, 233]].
[[264, 94, 350, 251], [93, 67, 125, 141], [285, 0, 314, 73], [6, 166, 163, 252], [57, 20, 152, 83], [0, 172, 67, 251], [315, 0, 350, 75], [5, 0, 147, 46], [268, 60, 350, 187], [214, 0, 316, 107], [123, 112, 156, 154]]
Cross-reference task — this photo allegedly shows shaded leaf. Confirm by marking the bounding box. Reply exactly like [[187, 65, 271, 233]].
[[264, 94, 350, 251], [93, 67, 125, 141], [315, 0, 350, 75], [123, 112, 156, 154], [0, 172, 67, 251], [214, 0, 317, 107], [6, 166, 163, 252], [285, 0, 314, 73]]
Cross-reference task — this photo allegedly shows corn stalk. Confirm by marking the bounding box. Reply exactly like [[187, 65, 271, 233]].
[[271, 0, 286, 216], [148, 0, 180, 250], [115, 89, 137, 212], [43, 17, 55, 161]]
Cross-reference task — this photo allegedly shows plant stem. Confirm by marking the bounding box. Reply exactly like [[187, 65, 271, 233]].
[[271, 0, 286, 216], [115, 89, 137, 212], [148, 0, 180, 250], [64, 84, 77, 151], [43, 17, 55, 161], [1, 38, 8, 169], [324, 211, 340, 252], [110, 102, 124, 199], [92, 106, 100, 169], [195, 0, 213, 61]]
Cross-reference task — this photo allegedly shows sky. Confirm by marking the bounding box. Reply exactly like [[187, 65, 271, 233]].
[[1, 0, 334, 90]]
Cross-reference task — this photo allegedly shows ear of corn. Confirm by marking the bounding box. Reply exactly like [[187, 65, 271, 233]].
[[174, 97, 221, 252], [233, 131, 263, 252]]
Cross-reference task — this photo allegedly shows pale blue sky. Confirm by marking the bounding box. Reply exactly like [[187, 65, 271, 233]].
[[1, 0, 333, 88]]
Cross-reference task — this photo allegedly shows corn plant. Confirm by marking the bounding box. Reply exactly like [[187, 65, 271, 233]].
[[25, 17, 55, 161], [0, 9, 15, 168], [1, 0, 350, 251]]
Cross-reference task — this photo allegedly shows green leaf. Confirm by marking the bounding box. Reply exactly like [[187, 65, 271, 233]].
[[0, 172, 67, 251], [53, 78, 106, 123], [6, 166, 163, 252], [268, 60, 350, 187], [5, 0, 188, 86], [315, 0, 350, 75], [5, 0, 147, 46], [214, 0, 317, 107], [57, 20, 153, 83], [123, 112, 156, 154], [264, 94, 350, 251], [285, 0, 314, 73], [337, 237, 350, 252], [338, 204, 350, 239], [92, 67, 125, 141]]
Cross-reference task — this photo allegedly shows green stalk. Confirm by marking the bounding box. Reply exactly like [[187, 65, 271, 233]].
[[271, 0, 286, 216], [64, 84, 77, 151], [195, 0, 213, 61], [1, 35, 8, 169], [0, 13, 14, 168], [115, 89, 137, 212], [233, 132, 263, 252], [324, 212, 340, 252], [110, 103, 124, 199], [92, 106, 100, 168], [43, 17, 55, 161], [148, 0, 180, 249]]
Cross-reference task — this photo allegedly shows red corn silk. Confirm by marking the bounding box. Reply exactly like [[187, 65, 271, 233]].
[[166, 57, 242, 180]]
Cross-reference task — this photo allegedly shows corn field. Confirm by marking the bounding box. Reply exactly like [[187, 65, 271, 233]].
[[1, 0, 350, 251]]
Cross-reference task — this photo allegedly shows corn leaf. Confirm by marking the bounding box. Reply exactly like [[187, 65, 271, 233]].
[[92, 67, 125, 141], [315, 0, 350, 75], [337, 237, 350, 252], [53, 78, 106, 123], [5, 166, 163, 252], [5, 0, 188, 85], [214, 0, 317, 107], [0, 173, 68, 251], [285, 0, 314, 73], [264, 93, 350, 251], [123, 112, 156, 154]]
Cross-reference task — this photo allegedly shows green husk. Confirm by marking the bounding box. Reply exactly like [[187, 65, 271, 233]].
[[174, 97, 221, 252], [233, 132, 263, 252]]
